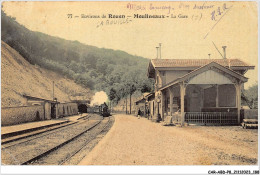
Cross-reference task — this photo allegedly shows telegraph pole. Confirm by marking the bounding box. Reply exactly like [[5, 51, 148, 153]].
[[53, 81, 55, 100], [130, 93, 131, 114], [156, 47, 159, 59], [159, 43, 162, 59], [126, 96, 128, 114]]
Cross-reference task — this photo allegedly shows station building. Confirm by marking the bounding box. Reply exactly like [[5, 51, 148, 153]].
[[146, 58, 254, 126]]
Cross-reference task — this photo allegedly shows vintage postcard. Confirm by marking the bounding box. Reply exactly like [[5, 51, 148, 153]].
[[1, 1, 259, 174]]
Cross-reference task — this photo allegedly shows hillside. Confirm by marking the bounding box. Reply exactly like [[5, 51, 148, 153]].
[[1, 41, 93, 107], [1, 10, 154, 104]]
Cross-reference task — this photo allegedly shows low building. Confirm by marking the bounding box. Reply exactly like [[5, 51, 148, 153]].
[[135, 98, 146, 117], [23, 95, 80, 119], [23, 95, 58, 120], [134, 93, 153, 117], [147, 58, 254, 125]]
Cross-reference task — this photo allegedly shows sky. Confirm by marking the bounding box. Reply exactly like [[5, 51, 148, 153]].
[[2, 1, 258, 89]]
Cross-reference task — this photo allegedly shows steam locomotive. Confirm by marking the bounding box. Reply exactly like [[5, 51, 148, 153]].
[[87, 102, 110, 117]]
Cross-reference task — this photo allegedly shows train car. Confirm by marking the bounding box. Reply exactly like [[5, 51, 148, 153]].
[[93, 105, 100, 113], [87, 103, 110, 117]]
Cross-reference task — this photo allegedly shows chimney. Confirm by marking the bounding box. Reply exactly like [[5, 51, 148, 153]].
[[222, 46, 227, 59], [208, 54, 211, 59], [159, 43, 162, 59], [156, 47, 159, 59]]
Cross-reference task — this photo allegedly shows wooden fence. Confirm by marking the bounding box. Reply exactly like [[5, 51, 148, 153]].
[[185, 112, 238, 125]]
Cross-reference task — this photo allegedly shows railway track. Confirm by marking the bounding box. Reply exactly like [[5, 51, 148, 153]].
[[1, 114, 109, 165], [30, 115, 114, 165], [1, 114, 92, 148], [62, 115, 115, 165]]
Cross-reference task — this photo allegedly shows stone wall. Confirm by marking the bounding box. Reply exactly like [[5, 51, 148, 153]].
[[1, 102, 79, 126], [57, 103, 78, 118], [1, 105, 44, 126], [44, 102, 51, 120]]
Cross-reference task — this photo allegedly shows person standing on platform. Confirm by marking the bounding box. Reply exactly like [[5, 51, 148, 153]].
[[147, 108, 150, 119], [138, 108, 141, 119]]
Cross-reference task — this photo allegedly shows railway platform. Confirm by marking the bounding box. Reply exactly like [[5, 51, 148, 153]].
[[79, 114, 257, 165], [1, 114, 88, 138]]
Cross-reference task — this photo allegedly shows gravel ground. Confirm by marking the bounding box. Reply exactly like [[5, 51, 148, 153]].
[[79, 114, 258, 165]]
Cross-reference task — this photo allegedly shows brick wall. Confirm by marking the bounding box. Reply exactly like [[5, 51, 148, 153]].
[[1, 105, 44, 126]]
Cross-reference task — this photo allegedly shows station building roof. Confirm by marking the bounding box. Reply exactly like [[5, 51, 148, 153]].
[[23, 95, 58, 103], [148, 58, 254, 78]]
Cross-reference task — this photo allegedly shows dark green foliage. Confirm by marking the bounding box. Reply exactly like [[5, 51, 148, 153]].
[[1, 10, 154, 102], [109, 88, 117, 101], [242, 83, 258, 109]]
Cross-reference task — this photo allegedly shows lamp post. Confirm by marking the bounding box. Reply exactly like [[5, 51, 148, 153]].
[[156, 95, 162, 122]]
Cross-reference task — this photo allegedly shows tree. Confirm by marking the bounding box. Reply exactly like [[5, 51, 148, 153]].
[[109, 88, 117, 101], [96, 59, 107, 74], [116, 85, 128, 114], [1, 10, 153, 100], [128, 83, 137, 114], [242, 82, 258, 109]]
